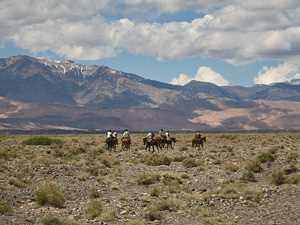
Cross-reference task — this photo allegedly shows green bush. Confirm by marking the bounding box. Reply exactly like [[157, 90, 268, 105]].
[[40, 213, 80, 225], [40, 213, 64, 225], [240, 169, 256, 182], [85, 200, 103, 219], [246, 159, 264, 173], [143, 208, 164, 221], [137, 173, 160, 185], [282, 164, 298, 175], [0, 201, 13, 215], [7, 176, 27, 188], [269, 170, 286, 185], [145, 154, 171, 166], [182, 158, 198, 168], [224, 164, 239, 173], [257, 151, 277, 163], [34, 182, 66, 208], [23, 136, 63, 145]]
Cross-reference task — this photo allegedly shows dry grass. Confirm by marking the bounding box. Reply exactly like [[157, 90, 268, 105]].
[[1, 132, 300, 224]]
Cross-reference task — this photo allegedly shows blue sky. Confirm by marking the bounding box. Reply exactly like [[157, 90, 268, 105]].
[[1, 0, 300, 87]]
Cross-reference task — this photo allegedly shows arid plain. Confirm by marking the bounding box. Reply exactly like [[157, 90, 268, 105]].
[[1, 132, 300, 224]]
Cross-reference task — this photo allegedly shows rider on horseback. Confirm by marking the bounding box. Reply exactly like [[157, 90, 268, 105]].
[[195, 131, 201, 139], [165, 130, 171, 141], [107, 129, 112, 141], [159, 129, 166, 141], [147, 131, 154, 142], [112, 131, 118, 138], [122, 129, 131, 144]]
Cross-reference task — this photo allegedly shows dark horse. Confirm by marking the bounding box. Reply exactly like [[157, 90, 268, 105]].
[[143, 138, 162, 153], [121, 138, 131, 150], [192, 136, 206, 148], [106, 138, 113, 150], [162, 137, 176, 149]]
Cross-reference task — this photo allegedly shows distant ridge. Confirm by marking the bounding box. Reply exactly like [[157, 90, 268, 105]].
[[1, 55, 300, 131]]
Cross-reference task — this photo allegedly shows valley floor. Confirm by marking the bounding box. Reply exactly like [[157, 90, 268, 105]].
[[1, 132, 300, 224]]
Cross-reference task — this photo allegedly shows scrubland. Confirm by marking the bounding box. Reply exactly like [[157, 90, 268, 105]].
[[0, 132, 300, 225]]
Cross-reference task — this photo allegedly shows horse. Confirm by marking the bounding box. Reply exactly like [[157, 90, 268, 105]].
[[106, 138, 113, 150], [155, 137, 163, 148], [162, 137, 176, 149], [143, 137, 161, 153], [192, 136, 206, 148], [112, 137, 118, 150], [121, 137, 131, 150]]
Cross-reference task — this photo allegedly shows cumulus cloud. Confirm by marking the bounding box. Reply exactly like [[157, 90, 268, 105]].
[[170, 66, 229, 86], [0, 0, 300, 64], [253, 63, 300, 85]]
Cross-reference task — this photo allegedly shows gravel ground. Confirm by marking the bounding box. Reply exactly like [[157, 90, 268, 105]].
[[0, 133, 300, 225]]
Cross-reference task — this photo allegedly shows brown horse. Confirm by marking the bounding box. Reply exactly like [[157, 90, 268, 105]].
[[192, 136, 206, 148], [162, 137, 176, 149], [155, 137, 163, 148], [121, 137, 131, 150], [143, 138, 161, 153], [112, 137, 118, 150]]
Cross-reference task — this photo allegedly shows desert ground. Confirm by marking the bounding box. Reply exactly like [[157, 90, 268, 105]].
[[0, 132, 300, 225]]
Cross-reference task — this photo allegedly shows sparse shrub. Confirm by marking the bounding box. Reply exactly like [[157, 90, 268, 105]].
[[182, 157, 198, 168], [143, 208, 164, 221], [218, 135, 237, 140], [90, 187, 102, 199], [144, 198, 182, 221], [269, 170, 286, 185], [85, 200, 103, 219], [126, 219, 145, 225], [99, 209, 116, 222], [282, 164, 298, 175], [220, 183, 262, 201], [78, 172, 90, 181], [224, 164, 239, 173], [40, 213, 63, 225], [240, 170, 256, 182], [86, 165, 99, 176], [179, 146, 188, 152], [287, 173, 300, 184], [246, 159, 263, 173], [173, 156, 186, 162], [23, 136, 63, 145], [194, 207, 212, 217], [145, 153, 171, 166], [0, 201, 13, 215], [152, 198, 182, 211], [34, 182, 66, 208], [161, 173, 182, 185], [101, 157, 112, 168], [40, 213, 80, 225], [287, 152, 298, 162], [7, 176, 27, 188], [166, 179, 181, 193], [257, 151, 277, 163], [137, 173, 159, 185], [149, 186, 161, 197]]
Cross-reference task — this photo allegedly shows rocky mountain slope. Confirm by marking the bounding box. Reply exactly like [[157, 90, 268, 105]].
[[1, 55, 300, 131]]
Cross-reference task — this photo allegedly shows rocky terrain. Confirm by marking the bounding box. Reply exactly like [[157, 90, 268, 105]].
[[1, 132, 300, 224]]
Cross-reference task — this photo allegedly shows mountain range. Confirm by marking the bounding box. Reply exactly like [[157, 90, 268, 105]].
[[1, 55, 300, 132]]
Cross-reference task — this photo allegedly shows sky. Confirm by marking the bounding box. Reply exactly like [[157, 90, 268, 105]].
[[1, 0, 300, 87]]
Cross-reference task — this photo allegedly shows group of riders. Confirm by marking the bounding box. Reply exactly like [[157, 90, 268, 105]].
[[106, 129, 172, 144], [106, 128, 203, 149]]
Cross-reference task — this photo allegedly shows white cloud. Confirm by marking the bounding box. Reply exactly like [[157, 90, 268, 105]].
[[0, 0, 300, 65], [170, 66, 229, 86], [170, 73, 191, 85], [253, 63, 300, 85]]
